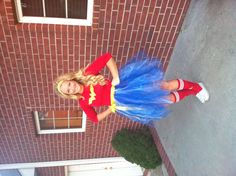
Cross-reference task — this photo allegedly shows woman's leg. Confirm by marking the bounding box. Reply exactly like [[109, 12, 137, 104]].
[[166, 93, 176, 103], [161, 80, 180, 103], [160, 80, 179, 91]]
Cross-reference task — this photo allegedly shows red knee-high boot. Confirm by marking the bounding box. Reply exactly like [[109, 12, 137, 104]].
[[177, 79, 202, 94], [171, 90, 196, 103], [172, 80, 209, 103]]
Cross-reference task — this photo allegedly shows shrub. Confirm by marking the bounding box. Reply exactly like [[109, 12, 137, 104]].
[[111, 128, 162, 169]]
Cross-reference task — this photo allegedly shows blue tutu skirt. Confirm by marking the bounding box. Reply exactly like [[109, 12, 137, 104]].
[[114, 52, 170, 125]]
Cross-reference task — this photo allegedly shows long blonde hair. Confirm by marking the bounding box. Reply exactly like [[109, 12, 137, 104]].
[[54, 69, 106, 99]]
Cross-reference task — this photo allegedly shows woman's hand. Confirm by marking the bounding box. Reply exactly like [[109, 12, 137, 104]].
[[106, 57, 120, 86], [112, 77, 120, 86], [97, 108, 112, 122]]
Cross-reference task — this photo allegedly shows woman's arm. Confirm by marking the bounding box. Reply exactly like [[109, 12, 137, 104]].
[[106, 57, 120, 85], [97, 108, 112, 122], [84, 53, 112, 75], [80, 102, 112, 123]]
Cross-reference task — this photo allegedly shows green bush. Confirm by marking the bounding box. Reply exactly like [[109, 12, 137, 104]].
[[111, 128, 162, 169]]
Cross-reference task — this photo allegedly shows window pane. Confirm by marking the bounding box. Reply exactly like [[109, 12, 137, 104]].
[[46, 111, 54, 118], [68, 0, 87, 19], [0, 170, 21, 176], [45, 0, 65, 18], [55, 119, 69, 129], [40, 118, 69, 129], [53, 110, 68, 118], [70, 118, 82, 128], [40, 118, 54, 129], [21, 0, 43, 17], [70, 110, 82, 117]]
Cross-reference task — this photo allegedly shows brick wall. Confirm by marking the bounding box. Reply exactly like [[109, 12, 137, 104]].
[[0, 0, 190, 175], [36, 167, 65, 176]]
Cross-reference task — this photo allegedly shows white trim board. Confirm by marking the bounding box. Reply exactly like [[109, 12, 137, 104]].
[[0, 157, 127, 170]]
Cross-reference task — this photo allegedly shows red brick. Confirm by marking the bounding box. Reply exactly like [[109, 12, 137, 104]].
[[130, 31, 137, 44], [162, 32, 170, 44], [179, 0, 187, 9], [150, 8, 160, 26], [128, 6, 136, 24], [1, 42, 9, 57], [172, 0, 182, 14], [43, 38, 50, 54], [162, 8, 171, 26], [173, 9, 182, 26], [139, 7, 147, 25], [166, 14, 175, 31], [145, 13, 153, 29], [150, 32, 158, 47], [160, 0, 168, 13], [157, 26, 165, 42], [0, 1, 5, 15], [168, 0, 174, 7]]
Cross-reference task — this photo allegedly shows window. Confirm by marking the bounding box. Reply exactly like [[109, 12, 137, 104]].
[[14, 0, 93, 26], [33, 110, 86, 134], [0, 170, 21, 176], [0, 168, 36, 176]]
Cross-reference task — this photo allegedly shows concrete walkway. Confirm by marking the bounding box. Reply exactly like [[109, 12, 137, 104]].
[[154, 0, 236, 176]]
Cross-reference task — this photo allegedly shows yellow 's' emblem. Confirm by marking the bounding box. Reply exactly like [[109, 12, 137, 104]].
[[89, 85, 96, 105]]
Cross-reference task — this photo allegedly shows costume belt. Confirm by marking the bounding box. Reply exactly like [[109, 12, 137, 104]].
[[110, 85, 116, 113]]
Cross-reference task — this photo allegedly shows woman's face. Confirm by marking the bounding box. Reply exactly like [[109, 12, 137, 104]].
[[60, 80, 82, 95]]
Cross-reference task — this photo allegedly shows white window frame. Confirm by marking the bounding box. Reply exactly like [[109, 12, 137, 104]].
[[14, 0, 94, 26], [33, 111, 86, 134]]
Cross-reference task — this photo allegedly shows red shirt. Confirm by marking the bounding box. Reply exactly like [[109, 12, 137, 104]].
[[79, 53, 112, 123]]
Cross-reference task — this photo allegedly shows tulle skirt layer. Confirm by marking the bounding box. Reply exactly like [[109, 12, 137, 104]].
[[114, 52, 170, 124]]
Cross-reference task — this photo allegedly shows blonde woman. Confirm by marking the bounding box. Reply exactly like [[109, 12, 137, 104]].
[[54, 52, 209, 124]]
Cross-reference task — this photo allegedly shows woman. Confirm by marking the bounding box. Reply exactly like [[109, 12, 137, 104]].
[[54, 52, 209, 124]]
